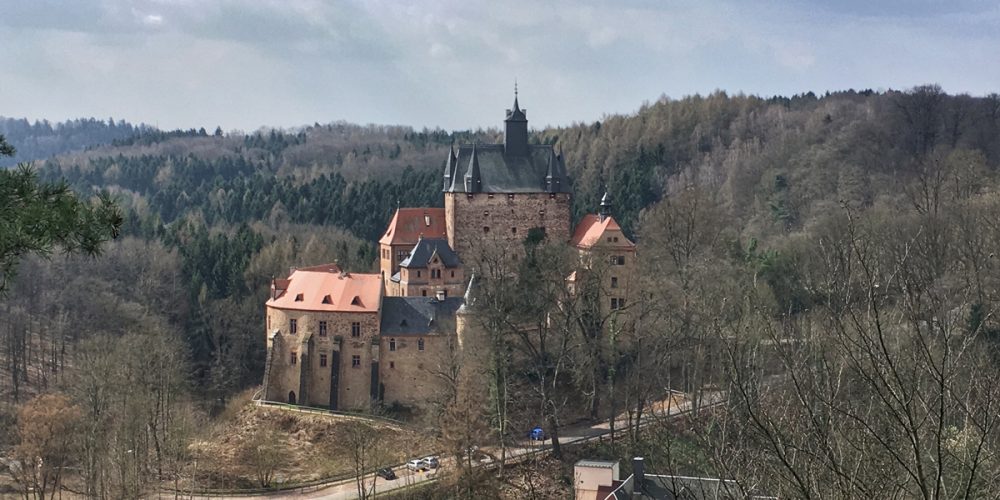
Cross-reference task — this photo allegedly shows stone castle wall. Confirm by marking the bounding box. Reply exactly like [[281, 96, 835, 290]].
[[445, 192, 572, 257], [265, 307, 380, 410], [378, 334, 452, 408]]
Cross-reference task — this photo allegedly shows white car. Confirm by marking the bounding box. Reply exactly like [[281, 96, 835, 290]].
[[406, 458, 427, 471]]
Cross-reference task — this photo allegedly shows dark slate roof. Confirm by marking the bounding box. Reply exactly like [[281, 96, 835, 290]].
[[380, 297, 464, 336], [443, 143, 570, 194], [399, 238, 460, 269]]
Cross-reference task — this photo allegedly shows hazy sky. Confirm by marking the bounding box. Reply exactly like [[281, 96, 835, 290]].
[[2, 0, 998, 131]]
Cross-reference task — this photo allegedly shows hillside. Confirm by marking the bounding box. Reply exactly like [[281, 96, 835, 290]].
[[4, 85, 1000, 497], [0, 116, 152, 167]]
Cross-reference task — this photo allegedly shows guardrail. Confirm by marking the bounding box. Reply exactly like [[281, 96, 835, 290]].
[[255, 400, 410, 429]]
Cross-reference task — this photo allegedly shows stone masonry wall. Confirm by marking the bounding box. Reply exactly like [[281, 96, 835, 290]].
[[446, 192, 572, 257], [378, 334, 451, 408], [266, 307, 380, 409]]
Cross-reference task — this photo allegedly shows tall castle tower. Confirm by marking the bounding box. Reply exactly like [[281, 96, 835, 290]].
[[442, 90, 572, 256]]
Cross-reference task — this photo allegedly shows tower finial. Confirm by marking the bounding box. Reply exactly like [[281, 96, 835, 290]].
[[599, 191, 612, 222], [515, 78, 518, 98]]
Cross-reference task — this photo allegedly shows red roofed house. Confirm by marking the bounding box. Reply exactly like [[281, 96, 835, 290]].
[[568, 193, 637, 314], [378, 208, 447, 290], [264, 264, 384, 409]]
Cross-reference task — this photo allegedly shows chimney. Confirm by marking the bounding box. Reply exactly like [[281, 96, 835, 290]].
[[435, 290, 446, 302], [632, 457, 645, 495], [270, 278, 276, 300]]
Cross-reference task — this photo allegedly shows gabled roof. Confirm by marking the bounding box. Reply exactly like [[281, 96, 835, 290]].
[[400, 238, 460, 269], [443, 143, 570, 194], [267, 264, 382, 313], [570, 214, 636, 250], [380, 297, 464, 336], [379, 207, 447, 246]]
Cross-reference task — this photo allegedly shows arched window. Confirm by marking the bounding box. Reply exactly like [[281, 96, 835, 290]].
[[418, 338, 425, 351], [389, 338, 396, 351], [288, 391, 296, 404]]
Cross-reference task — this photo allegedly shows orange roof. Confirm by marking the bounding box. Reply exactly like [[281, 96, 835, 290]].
[[267, 264, 382, 313], [570, 214, 636, 249], [379, 208, 447, 246]]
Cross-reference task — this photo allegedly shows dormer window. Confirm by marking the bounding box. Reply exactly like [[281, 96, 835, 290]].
[[294, 293, 304, 302], [322, 295, 332, 304], [424, 215, 431, 226]]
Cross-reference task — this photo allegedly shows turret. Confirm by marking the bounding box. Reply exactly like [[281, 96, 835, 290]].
[[599, 191, 612, 222], [545, 149, 562, 193], [443, 143, 457, 191], [504, 85, 528, 158], [464, 144, 482, 193]]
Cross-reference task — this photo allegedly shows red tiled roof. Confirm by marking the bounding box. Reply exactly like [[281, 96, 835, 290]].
[[267, 264, 382, 313], [570, 214, 636, 249], [378, 208, 447, 246]]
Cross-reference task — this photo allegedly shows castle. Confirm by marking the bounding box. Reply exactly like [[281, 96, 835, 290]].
[[262, 92, 637, 410]]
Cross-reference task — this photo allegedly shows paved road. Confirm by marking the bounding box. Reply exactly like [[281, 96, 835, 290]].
[[181, 391, 721, 499]]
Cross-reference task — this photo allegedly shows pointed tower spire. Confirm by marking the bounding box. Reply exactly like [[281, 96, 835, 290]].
[[464, 143, 482, 193], [545, 149, 561, 193], [443, 142, 457, 191], [599, 191, 612, 222]]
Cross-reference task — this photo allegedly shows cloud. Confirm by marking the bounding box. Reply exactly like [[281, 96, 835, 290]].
[[0, 0, 997, 131]]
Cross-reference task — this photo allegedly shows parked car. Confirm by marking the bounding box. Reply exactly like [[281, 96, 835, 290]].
[[529, 426, 547, 441], [376, 467, 397, 480], [423, 456, 440, 469], [406, 458, 427, 471]]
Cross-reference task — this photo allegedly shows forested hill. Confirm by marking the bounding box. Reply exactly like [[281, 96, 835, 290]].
[[0, 116, 153, 167], [40, 86, 1000, 247], [16, 85, 998, 403]]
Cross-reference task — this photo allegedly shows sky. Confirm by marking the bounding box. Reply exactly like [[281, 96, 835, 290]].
[[1, 0, 998, 132]]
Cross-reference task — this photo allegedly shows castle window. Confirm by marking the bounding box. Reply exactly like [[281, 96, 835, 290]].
[[610, 255, 625, 266], [451, 270, 455, 278], [290, 352, 297, 364], [422, 290, 427, 296], [508, 194, 515, 201], [488, 193, 494, 199], [290, 319, 297, 334], [539, 209, 546, 216], [397, 250, 408, 261], [613, 237, 620, 243], [512, 227, 517, 235], [319, 321, 327, 336], [550, 193, 556, 199], [418, 338, 425, 351], [390, 361, 395, 369], [424, 215, 431, 226], [389, 338, 396, 351], [483, 211, 489, 217], [611, 298, 626, 310], [352, 355, 361, 368], [351, 322, 361, 338], [417, 271, 421, 278], [320, 354, 327, 367], [483, 226, 490, 233], [611, 277, 619, 288], [607, 237, 613, 243]]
